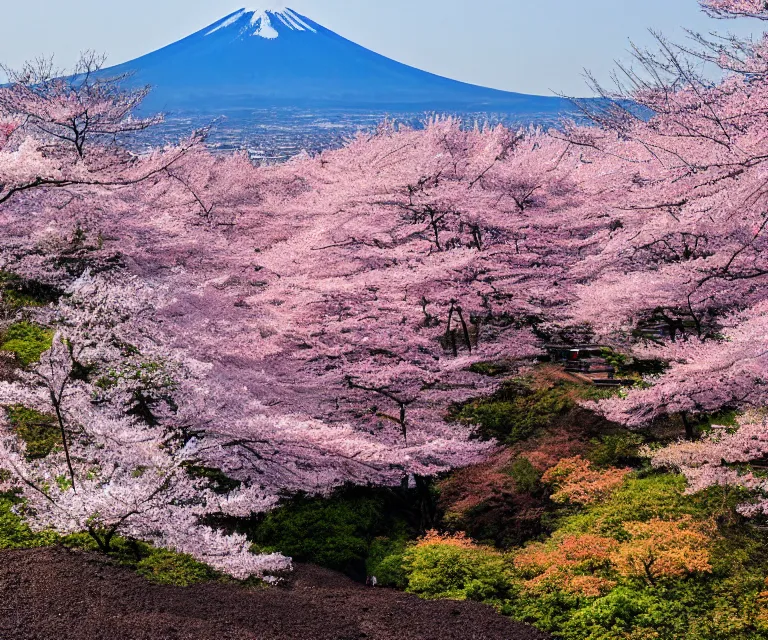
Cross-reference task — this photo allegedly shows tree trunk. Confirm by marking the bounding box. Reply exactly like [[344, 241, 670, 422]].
[[413, 475, 438, 531], [681, 412, 696, 441], [52, 399, 76, 491]]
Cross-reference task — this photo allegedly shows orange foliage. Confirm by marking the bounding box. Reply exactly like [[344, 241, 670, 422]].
[[416, 530, 478, 549], [514, 533, 618, 596], [542, 456, 630, 505], [757, 578, 768, 624], [610, 517, 712, 585], [514, 517, 713, 595], [759, 577, 768, 601]]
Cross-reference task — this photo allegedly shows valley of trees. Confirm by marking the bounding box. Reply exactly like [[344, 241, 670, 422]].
[[2, 0, 768, 638]]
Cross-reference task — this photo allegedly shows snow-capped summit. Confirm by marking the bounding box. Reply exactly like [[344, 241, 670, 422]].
[[206, 7, 317, 39], [103, 7, 572, 116]]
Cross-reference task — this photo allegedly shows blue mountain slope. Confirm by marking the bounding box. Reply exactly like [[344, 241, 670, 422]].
[[105, 6, 574, 115]]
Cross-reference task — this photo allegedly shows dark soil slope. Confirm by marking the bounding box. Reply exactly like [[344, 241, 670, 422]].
[[0, 548, 549, 640]]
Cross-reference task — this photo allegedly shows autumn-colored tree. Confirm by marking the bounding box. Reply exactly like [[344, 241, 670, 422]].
[[611, 517, 713, 585], [514, 517, 712, 596], [542, 456, 630, 505], [514, 534, 618, 597]]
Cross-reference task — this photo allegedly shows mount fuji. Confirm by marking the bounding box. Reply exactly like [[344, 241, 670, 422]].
[[105, 6, 573, 116]]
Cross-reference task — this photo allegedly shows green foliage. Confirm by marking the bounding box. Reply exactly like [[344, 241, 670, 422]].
[[5, 405, 59, 460], [0, 492, 59, 549], [136, 548, 216, 586], [0, 322, 54, 366], [597, 348, 669, 378], [545, 579, 768, 640], [700, 408, 740, 431], [367, 536, 409, 588], [401, 540, 515, 603], [455, 379, 573, 444], [250, 495, 376, 573], [507, 456, 543, 494], [248, 487, 414, 579], [600, 348, 628, 372], [553, 474, 708, 538], [468, 361, 513, 377], [587, 432, 645, 468], [558, 585, 691, 640], [0, 272, 61, 310], [508, 588, 583, 634], [575, 385, 625, 402]]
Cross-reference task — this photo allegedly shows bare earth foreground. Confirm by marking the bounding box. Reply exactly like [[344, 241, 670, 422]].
[[0, 548, 549, 640]]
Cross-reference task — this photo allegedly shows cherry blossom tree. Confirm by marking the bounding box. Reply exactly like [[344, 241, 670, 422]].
[[700, 0, 768, 18], [0, 274, 290, 579], [0, 53, 201, 209], [650, 413, 768, 517]]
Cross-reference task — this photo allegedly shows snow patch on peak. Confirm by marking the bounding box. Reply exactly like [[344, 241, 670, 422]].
[[245, 7, 317, 37], [205, 6, 316, 39], [249, 10, 279, 39]]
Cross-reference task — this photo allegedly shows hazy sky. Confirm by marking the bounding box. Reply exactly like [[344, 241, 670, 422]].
[[0, 1, 759, 96]]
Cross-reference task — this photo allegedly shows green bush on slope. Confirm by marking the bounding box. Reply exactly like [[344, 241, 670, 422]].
[[454, 380, 574, 444], [248, 488, 415, 580], [5, 405, 60, 460], [402, 535, 515, 603], [0, 322, 54, 366]]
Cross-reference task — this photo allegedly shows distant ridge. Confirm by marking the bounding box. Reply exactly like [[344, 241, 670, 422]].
[[103, 6, 574, 116]]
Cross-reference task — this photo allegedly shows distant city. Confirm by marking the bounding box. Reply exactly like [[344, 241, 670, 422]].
[[139, 108, 574, 162]]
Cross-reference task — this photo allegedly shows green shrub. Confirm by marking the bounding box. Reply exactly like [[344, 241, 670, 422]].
[[507, 457, 543, 494], [468, 361, 513, 377], [455, 380, 573, 444], [509, 588, 583, 634], [600, 348, 628, 372], [587, 432, 645, 468], [5, 405, 59, 459], [0, 493, 59, 549], [553, 474, 709, 539], [700, 409, 740, 431], [136, 548, 216, 586], [251, 495, 374, 574], [367, 536, 409, 588], [550, 579, 768, 640], [0, 322, 54, 366], [401, 537, 515, 603], [559, 586, 689, 640], [249, 489, 416, 579]]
